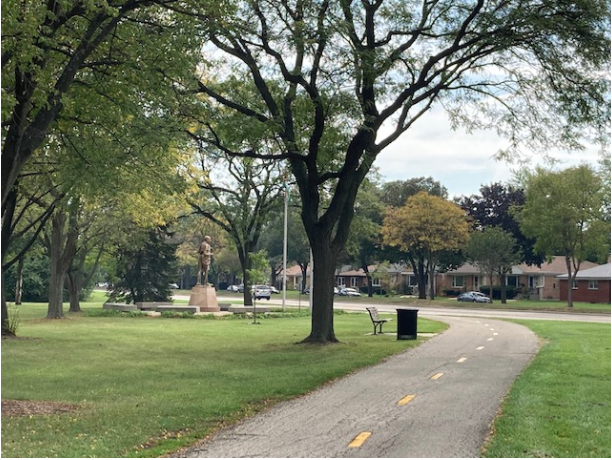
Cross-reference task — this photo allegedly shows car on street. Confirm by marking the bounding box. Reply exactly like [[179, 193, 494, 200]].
[[252, 285, 272, 300], [457, 291, 492, 303], [268, 286, 280, 294], [226, 284, 240, 292], [338, 287, 361, 297]]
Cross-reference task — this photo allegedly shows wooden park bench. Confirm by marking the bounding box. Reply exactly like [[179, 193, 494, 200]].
[[366, 307, 392, 335]]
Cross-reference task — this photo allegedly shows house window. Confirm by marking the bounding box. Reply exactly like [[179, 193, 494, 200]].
[[452, 275, 465, 288], [372, 278, 380, 286], [407, 275, 417, 286], [350, 277, 357, 287], [337, 277, 345, 287], [572, 279, 578, 289], [588, 280, 599, 290], [506, 275, 519, 287], [529, 275, 544, 288]]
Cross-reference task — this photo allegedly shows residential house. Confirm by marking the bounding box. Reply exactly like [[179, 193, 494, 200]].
[[280, 264, 310, 291], [515, 257, 598, 300], [440, 256, 599, 300], [336, 264, 427, 295], [437, 263, 483, 294], [557, 263, 611, 304]]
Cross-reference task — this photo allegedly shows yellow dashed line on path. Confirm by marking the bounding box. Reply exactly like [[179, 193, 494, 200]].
[[487, 338, 494, 341], [349, 431, 372, 448], [493, 332, 499, 336], [398, 394, 415, 406], [431, 372, 444, 380], [457, 357, 468, 363], [476, 346, 485, 350]]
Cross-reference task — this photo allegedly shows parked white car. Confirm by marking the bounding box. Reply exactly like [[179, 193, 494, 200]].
[[252, 285, 272, 300], [338, 287, 361, 297]]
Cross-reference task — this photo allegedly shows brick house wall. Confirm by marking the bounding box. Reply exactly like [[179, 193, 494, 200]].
[[559, 279, 611, 303]]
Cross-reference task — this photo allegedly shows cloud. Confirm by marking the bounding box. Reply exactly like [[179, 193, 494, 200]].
[[374, 108, 603, 198]]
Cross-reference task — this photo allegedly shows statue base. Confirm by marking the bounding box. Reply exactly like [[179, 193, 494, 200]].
[[189, 284, 220, 312]]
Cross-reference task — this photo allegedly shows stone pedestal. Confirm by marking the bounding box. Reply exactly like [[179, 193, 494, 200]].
[[189, 284, 220, 312]]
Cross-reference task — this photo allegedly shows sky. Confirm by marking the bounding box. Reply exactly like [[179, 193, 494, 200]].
[[374, 107, 604, 200]]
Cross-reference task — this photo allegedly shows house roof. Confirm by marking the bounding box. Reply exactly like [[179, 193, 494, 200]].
[[557, 263, 611, 280], [517, 256, 598, 275], [282, 264, 308, 276], [447, 256, 599, 276]]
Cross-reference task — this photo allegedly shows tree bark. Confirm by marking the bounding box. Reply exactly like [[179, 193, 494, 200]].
[[1, 269, 14, 336], [15, 257, 24, 305], [67, 273, 82, 313], [301, 239, 338, 343], [46, 209, 79, 319], [428, 265, 436, 300], [565, 256, 574, 308], [500, 272, 508, 304]]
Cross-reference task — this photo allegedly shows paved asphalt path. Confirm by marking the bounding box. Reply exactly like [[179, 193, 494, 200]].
[[177, 315, 539, 458]]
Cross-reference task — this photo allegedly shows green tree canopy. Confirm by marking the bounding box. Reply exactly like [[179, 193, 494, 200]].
[[465, 226, 520, 303], [382, 192, 471, 300], [519, 165, 609, 307], [183, 0, 609, 342]]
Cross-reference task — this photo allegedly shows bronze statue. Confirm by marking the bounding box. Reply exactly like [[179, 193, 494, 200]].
[[198, 236, 213, 285]]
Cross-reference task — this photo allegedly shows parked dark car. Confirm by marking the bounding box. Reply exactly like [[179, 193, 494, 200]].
[[457, 291, 492, 303]]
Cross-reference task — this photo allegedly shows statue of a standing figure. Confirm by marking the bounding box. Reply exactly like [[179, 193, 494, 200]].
[[198, 236, 213, 285]]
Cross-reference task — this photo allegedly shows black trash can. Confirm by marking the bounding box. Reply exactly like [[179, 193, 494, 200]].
[[396, 308, 418, 340]]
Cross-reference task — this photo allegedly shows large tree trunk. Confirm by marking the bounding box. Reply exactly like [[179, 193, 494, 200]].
[[47, 213, 67, 318], [428, 266, 436, 300], [67, 273, 82, 313], [299, 262, 309, 292], [565, 256, 574, 308], [46, 209, 79, 319], [301, 239, 338, 343], [408, 254, 427, 299], [15, 257, 24, 305], [1, 270, 14, 337]]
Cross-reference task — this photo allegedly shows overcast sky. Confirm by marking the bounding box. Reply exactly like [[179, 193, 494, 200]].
[[375, 108, 603, 200]]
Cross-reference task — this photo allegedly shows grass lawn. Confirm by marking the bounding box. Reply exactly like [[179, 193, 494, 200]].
[[1, 298, 445, 458], [2, 295, 609, 458], [482, 320, 611, 458]]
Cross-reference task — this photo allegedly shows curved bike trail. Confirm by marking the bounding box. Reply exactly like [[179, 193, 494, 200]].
[[177, 316, 539, 458]]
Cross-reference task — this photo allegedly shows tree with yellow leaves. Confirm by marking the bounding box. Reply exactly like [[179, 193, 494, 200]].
[[382, 192, 470, 300]]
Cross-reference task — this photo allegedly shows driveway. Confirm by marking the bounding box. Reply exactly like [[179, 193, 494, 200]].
[[177, 316, 539, 458]]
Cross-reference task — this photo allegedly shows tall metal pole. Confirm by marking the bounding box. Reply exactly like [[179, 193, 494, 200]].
[[282, 182, 288, 311]]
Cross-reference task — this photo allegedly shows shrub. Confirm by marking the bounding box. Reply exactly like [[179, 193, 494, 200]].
[[6, 304, 21, 335], [479, 285, 519, 300]]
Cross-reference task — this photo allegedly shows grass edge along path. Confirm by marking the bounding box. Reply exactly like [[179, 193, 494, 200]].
[[1, 301, 445, 458], [481, 320, 611, 458]]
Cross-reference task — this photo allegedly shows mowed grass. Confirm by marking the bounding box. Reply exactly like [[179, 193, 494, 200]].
[[3, 297, 610, 458], [483, 320, 611, 458], [1, 299, 445, 458]]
